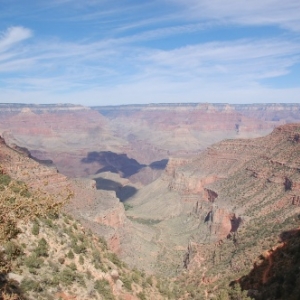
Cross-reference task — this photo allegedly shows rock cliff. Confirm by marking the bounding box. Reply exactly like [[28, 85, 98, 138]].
[[169, 124, 300, 298]]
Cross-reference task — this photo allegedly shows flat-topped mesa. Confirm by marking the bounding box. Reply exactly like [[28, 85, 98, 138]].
[[1, 108, 106, 134], [98, 105, 271, 131], [235, 103, 300, 122], [0, 103, 90, 113], [0, 104, 119, 178], [96, 102, 300, 112]]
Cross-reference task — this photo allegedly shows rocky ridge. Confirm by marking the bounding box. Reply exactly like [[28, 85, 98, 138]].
[[173, 124, 300, 298], [124, 123, 300, 298]]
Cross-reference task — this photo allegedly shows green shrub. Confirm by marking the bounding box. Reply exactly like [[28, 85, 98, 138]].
[[43, 218, 54, 228], [86, 270, 92, 279], [2, 219, 20, 240], [4, 241, 22, 260], [68, 262, 77, 271], [48, 213, 59, 220], [121, 274, 133, 291], [92, 250, 101, 262], [58, 257, 65, 264], [92, 250, 102, 269], [31, 222, 40, 236], [34, 238, 48, 257], [76, 273, 86, 287], [132, 269, 141, 283], [98, 236, 108, 250], [55, 268, 76, 286], [25, 254, 43, 269], [20, 278, 42, 292], [157, 279, 172, 297], [229, 284, 252, 300], [94, 279, 115, 300], [0, 174, 11, 186], [20, 188, 31, 198], [79, 255, 84, 265], [71, 240, 86, 254], [106, 252, 122, 268], [137, 291, 147, 300], [123, 203, 133, 211], [146, 276, 153, 286], [67, 250, 74, 259], [49, 261, 60, 272]]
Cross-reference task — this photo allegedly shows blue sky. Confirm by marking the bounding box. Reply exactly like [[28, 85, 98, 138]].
[[0, 0, 300, 106]]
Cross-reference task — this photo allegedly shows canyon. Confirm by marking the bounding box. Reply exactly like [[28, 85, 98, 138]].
[[1, 102, 300, 299]]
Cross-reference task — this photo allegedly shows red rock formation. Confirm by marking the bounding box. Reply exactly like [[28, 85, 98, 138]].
[[177, 123, 300, 272], [209, 208, 233, 239]]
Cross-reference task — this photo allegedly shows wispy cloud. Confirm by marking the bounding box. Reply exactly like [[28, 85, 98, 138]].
[[143, 38, 300, 80], [0, 1, 300, 105], [172, 0, 300, 31], [1, 25, 300, 100], [0, 26, 32, 52]]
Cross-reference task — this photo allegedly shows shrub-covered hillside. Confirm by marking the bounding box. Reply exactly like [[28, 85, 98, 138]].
[[0, 168, 179, 300]]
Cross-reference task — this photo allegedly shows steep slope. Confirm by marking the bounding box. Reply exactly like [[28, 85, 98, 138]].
[[124, 124, 300, 293], [0, 172, 175, 300], [0, 138, 180, 300], [173, 124, 300, 298], [238, 226, 300, 300], [0, 135, 138, 262]]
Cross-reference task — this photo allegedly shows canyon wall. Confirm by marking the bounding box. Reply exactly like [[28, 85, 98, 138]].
[[124, 123, 300, 277], [1, 103, 300, 186], [2, 103, 300, 277], [0, 135, 133, 255]]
